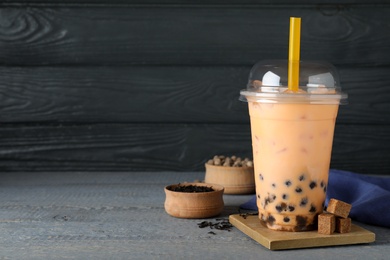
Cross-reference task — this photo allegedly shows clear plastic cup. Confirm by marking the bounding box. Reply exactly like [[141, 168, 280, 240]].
[[240, 60, 347, 231]]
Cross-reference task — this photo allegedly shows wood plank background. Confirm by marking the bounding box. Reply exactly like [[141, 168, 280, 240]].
[[0, 1, 389, 174]]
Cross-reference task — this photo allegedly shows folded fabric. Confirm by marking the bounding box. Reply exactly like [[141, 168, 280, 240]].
[[240, 169, 390, 228]]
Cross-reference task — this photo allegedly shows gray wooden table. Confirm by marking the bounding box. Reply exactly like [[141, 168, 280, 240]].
[[0, 171, 388, 259]]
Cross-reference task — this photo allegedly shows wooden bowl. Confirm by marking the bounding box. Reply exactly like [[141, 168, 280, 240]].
[[204, 164, 255, 195], [164, 183, 224, 219]]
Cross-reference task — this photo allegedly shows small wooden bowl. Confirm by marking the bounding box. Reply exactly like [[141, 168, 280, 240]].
[[204, 164, 255, 195], [164, 183, 224, 219]]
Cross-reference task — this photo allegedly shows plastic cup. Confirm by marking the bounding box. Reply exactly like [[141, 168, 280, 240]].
[[240, 60, 347, 231]]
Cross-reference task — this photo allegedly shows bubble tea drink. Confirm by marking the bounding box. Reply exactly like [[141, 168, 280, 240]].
[[240, 60, 347, 231]]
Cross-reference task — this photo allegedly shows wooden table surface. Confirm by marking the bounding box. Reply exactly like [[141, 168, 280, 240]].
[[0, 171, 388, 259]]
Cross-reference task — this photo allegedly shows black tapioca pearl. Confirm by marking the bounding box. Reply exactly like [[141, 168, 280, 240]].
[[323, 185, 327, 193], [309, 181, 317, 189], [263, 199, 269, 208], [299, 174, 305, 181], [275, 202, 287, 212], [267, 215, 276, 225], [259, 173, 264, 181], [300, 197, 308, 207], [296, 215, 307, 226], [295, 187, 303, 193], [283, 216, 290, 223], [257, 194, 261, 199], [320, 181, 325, 188], [264, 193, 276, 208], [309, 204, 316, 213], [288, 205, 295, 212], [271, 183, 276, 188], [282, 193, 288, 200], [285, 180, 292, 187]]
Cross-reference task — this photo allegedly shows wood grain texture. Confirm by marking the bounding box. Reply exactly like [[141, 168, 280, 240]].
[[0, 66, 389, 125], [2, 1, 389, 5], [0, 171, 388, 258], [0, 3, 388, 174], [0, 123, 388, 174], [0, 5, 389, 66], [229, 214, 375, 250]]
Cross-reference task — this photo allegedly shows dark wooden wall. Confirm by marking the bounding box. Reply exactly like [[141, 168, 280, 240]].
[[0, 1, 389, 175]]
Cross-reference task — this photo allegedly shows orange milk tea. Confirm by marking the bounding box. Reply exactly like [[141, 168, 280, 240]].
[[248, 101, 339, 231], [240, 60, 347, 231]]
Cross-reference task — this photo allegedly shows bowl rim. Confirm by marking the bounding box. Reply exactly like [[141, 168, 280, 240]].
[[204, 163, 254, 169]]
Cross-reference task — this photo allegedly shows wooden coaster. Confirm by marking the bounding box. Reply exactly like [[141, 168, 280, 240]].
[[229, 214, 375, 250]]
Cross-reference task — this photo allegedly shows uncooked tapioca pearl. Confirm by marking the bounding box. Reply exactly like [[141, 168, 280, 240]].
[[232, 161, 241, 167], [223, 157, 231, 166], [300, 197, 308, 207], [309, 181, 317, 189], [214, 158, 222, 165]]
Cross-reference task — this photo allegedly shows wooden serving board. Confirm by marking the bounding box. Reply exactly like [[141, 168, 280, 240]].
[[229, 214, 375, 250]]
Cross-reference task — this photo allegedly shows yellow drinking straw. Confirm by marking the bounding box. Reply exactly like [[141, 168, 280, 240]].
[[288, 17, 301, 92]]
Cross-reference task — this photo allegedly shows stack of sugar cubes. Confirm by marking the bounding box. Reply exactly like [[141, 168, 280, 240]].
[[318, 198, 352, 235]]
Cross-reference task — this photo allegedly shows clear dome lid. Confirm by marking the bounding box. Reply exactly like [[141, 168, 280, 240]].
[[240, 60, 348, 104]]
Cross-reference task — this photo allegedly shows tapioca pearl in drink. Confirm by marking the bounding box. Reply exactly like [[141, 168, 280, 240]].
[[275, 202, 288, 213], [262, 193, 277, 209], [300, 197, 308, 207], [320, 180, 327, 192], [295, 186, 303, 193], [259, 173, 264, 181], [309, 181, 317, 189], [296, 215, 308, 227]]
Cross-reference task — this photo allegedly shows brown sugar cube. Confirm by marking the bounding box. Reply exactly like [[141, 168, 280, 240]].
[[336, 217, 352, 233], [318, 213, 336, 235], [327, 198, 352, 218]]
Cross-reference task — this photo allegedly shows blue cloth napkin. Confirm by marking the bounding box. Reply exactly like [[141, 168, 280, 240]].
[[240, 169, 390, 228]]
